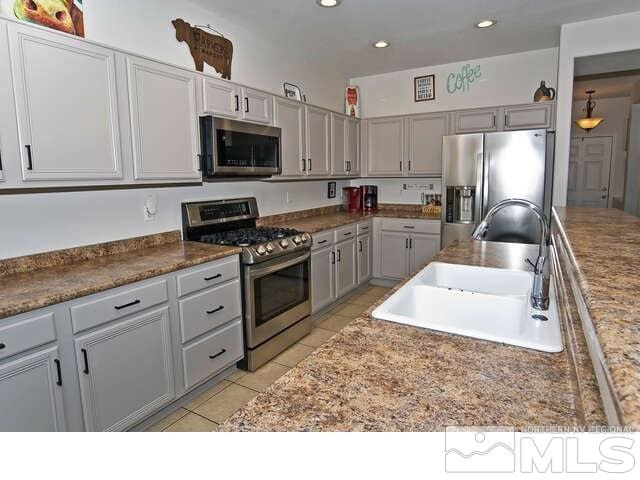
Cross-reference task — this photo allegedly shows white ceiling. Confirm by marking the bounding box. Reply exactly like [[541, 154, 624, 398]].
[[189, 0, 640, 78]]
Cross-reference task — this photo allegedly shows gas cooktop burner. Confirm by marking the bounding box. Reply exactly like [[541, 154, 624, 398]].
[[199, 227, 302, 247]]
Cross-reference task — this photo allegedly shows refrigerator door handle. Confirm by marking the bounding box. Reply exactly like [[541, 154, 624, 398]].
[[476, 151, 485, 224], [482, 151, 491, 219]]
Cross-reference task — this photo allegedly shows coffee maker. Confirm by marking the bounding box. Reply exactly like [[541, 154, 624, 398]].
[[360, 185, 378, 212], [343, 187, 361, 213]]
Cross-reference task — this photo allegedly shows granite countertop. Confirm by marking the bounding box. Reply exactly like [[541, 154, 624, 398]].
[[553, 207, 640, 429], [258, 204, 441, 234], [0, 232, 241, 320], [221, 240, 584, 431]]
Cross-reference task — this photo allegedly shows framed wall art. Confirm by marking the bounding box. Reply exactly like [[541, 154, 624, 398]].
[[414, 74, 435, 102]]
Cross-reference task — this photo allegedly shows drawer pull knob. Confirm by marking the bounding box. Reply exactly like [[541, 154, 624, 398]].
[[114, 299, 141, 310], [204, 273, 222, 281], [209, 348, 227, 360], [361, 226, 369, 230], [0, 342, 6, 350], [317, 239, 328, 245], [403, 225, 415, 229], [54, 359, 62, 386], [81, 348, 90, 374], [206, 305, 225, 315], [344, 232, 352, 236]]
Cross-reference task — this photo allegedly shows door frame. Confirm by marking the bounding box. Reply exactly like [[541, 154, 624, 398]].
[[569, 135, 614, 208]]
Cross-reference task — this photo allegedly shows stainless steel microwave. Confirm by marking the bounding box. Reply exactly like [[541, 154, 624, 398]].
[[199, 116, 281, 178]]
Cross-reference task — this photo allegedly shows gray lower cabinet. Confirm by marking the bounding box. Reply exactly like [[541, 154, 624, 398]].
[[335, 238, 357, 298], [410, 233, 441, 269], [311, 245, 336, 313], [357, 234, 372, 285], [74, 306, 175, 432], [0, 346, 66, 431], [379, 231, 410, 279]]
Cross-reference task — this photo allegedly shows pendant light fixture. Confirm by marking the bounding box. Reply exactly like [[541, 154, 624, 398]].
[[575, 90, 604, 133]]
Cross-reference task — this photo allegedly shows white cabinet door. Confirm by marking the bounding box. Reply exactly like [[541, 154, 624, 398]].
[[311, 246, 335, 313], [357, 234, 372, 285], [504, 103, 554, 131], [305, 106, 331, 176], [367, 117, 404, 176], [127, 57, 201, 181], [0, 347, 66, 432], [346, 117, 360, 175], [379, 232, 409, 279], [241, 88, 273, 125], [201, 77, 240, 119], [454, 108, 499, 134], [75, 307, 174, 432], [406, 113, 447, 176], [8, 23, 122, 181], [274, 97, 306, 176], [410, 233, 440, 271], [335, 238, 357, 298], [331, 113, 347, 176]]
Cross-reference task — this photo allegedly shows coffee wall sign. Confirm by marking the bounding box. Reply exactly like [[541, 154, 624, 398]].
[[446, 64, 482, 94]]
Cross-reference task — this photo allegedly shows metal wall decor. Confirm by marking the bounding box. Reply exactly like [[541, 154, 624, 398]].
[[172, 18, 233, 79]]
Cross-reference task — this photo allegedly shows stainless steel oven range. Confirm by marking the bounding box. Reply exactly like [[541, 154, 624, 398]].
[[182, 198, 312, 371]]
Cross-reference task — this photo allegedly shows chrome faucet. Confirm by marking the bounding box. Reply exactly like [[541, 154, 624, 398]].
[[472, 199, 550, 310]]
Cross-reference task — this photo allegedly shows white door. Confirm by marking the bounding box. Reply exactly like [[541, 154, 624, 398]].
[[241, 88, 273, 125], [335, 238, 357, 298], [305, 106, 331, 176], [567, 137, 612, 207], [357, 234, 372, 285], [274, 97, 306, 176], [379, 232, 409, 279], [624, 105, 640, 216], [75, 307, 175, 432], [346, 118, 360, 175], [201, 77, 240, 119], [127, 57, 201, 181], [0, 347, 66, 432], [331, 113, 347, 176], [367, 117, 404, 176], [8, 23, 122, 181], [410, 233, 441, 271], [406, 113, 447, 176], [311, 246, 335, 313]]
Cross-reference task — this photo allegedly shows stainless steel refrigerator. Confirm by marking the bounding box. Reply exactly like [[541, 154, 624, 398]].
[[441, 129, 554, 249]]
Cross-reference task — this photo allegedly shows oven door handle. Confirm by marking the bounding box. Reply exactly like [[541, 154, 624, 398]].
[[248, 251, 311, 279]]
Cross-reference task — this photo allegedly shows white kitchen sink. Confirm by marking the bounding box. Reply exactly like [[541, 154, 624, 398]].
[[372, 262, 563, 353]]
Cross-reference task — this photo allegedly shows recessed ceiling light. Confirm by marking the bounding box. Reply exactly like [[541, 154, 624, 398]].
[[475, 19, 497, 28], [316, 0, 341, 7], [373, 40, 390, 49]]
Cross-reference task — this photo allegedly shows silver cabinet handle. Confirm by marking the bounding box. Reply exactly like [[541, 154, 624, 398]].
[[308, 158, 312, 171], [301, 158, 307, 172]]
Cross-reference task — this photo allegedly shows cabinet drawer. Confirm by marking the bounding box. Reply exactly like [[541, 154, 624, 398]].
[[71, 280, 168, 334], [379, 218, 441, 234], [179, 280, 242, 343], [334, 224, 356, 242], [0, 313, 56, 361], [176, 257, 239, 298], [182, 320, 243, 390], [357, 220, 373, 236], [311, 230, 334, 251]]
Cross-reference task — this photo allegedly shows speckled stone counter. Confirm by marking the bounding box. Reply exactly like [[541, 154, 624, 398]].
[[0, 231, 241, 320], [221, 240, 593, 431], [553, 207, 640, 430], [258, 204, 440, 234]]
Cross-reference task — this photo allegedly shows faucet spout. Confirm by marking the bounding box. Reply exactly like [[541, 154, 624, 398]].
[[473, 198, 550, 310]]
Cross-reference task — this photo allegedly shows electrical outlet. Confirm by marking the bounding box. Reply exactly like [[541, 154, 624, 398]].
[[144, 194, 158, 222]]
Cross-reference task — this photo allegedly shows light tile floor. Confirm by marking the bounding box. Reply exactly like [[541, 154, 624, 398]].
[[147, 284, 391, 432]]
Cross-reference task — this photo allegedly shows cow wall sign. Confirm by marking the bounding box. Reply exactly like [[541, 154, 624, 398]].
[[172, 18, 233, 80]]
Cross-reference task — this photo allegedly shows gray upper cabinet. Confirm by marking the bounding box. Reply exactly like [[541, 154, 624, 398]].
[[75, 306, 175, 432], [331, 113, 347, 176], [241, 87, 273, 125], [274, 96, 306, 176], [453, 108, 499, 134], [346, 117, 360, 175], [406, 113, 447, 176], [305, 106, 331, 176], [201, 76, 240, 119], [127, 56, 201, 181], [503, 103, 554, 131], [0, 346, 66, 432], [367, 117, 405, 176], [8, 23, 123, 181]]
